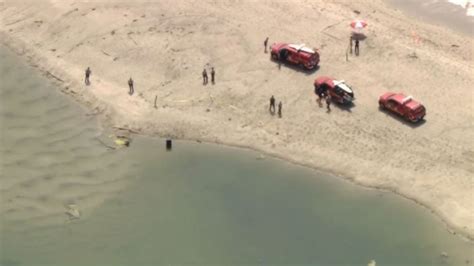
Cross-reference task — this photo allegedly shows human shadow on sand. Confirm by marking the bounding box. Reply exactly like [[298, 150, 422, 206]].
[[379, 108, 426, 128]]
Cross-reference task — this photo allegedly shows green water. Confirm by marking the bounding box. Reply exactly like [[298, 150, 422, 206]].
[[0, 47, 473, 266]]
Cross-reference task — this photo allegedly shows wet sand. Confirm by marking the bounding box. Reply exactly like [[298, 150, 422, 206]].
[[0, 47, 138, 230]]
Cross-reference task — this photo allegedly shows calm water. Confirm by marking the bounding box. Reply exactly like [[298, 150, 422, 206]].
[[1, 47, 473, 266]]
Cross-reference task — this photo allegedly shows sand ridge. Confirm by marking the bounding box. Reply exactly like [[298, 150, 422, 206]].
[[0, 0, 473, 239]]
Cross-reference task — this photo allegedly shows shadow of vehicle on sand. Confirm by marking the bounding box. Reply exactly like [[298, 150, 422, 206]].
[[379, 107, 426, 128], [271, 58, 320, 75], [334, 101, 356, 112]]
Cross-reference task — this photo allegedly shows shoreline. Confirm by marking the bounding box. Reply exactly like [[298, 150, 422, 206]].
[[1, 0, 473, 242]]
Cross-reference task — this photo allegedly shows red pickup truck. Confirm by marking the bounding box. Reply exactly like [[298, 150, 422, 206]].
[[270, 43, 319, 70], [379, 92, 426, 123]]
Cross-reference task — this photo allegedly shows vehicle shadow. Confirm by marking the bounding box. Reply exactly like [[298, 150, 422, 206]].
[[271, 58, 320, 75], [379, 108, 426, 128], [335, 101, 355, 113]]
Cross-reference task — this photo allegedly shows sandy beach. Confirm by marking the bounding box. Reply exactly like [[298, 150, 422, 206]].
[[1, 0, 473, 241]]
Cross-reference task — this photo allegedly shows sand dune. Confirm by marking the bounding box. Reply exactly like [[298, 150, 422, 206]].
[[1, 0, 473, 239]]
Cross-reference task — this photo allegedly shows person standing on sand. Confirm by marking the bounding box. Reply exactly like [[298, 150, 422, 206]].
[[355, 39, 360, 56], [211, 67, 215, 84], [277, 101, 282, 118], [85, 67, 91, 85], [326, 94, 332, 112], [264, 37, 269, 53], [269, 95, 276, 114], [316, 87, 324, 107], [349, 36, 353, 54], [128, 77, 134, 95], [202, 68, 208, 85]]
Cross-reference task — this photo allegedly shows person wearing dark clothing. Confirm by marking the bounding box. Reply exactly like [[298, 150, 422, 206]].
[[349, 36, 353, 54], [211, 67, 215, 84], [315, 85, 323, 105], [202, 69, 208, 85], [85, 67, 91, 85], [128, 77, 134, 95], [264, 37, 269, 53], [326, 94, 332, 112], [355, 39, 360, 56], [316, 85, 328, 107], [269, 95, 276, 114], [277, 101, 282, 118]]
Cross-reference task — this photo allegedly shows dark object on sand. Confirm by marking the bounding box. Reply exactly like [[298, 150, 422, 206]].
[[278, 101, 282, 118], [128, 77, 134, 95], [349, 36, 353, 54], [85, 67, 91, 85], [211, 67, 215, 84], [326, 95, 332, 112], [202, 69, 208, 85], [264, 37, 269, 53], [351, 32, 367, 41], [269, 95, 276, 114], [355, 39, 360, 56]]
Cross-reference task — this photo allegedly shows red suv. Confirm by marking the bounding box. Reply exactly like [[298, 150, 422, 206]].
[[379, 92, 426, 123], [270, 43, 320, 70]]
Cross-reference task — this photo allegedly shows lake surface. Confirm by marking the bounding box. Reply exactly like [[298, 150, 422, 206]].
[[1, 47, 473, 266]]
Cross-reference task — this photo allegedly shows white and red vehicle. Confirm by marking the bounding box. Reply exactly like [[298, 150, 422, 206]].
[[379, 92, 426, 123], [270, 43, 319, 70], [314, 76, 355, 104]]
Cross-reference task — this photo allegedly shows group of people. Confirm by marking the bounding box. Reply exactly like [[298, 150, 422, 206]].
[[82, 34, 345, 118], [315, 86, 332, 112], [350, 36, 360, 56], [85, 67, 215, 96], [269, 95, 283, 118], [265, 39, 284, 118], [84, 67, 135, 95], [202, 67, 216, 85]]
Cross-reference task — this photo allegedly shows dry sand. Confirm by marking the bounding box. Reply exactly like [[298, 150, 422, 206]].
[[388, 0, 474, 36], [1, 0, 473, 239]]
